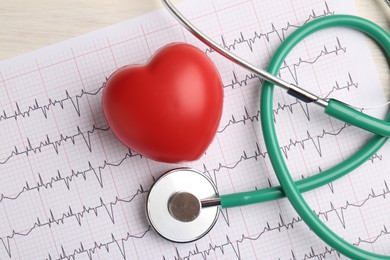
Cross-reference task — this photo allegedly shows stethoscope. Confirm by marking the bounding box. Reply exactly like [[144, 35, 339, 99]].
[[145, 1, 390, 259]]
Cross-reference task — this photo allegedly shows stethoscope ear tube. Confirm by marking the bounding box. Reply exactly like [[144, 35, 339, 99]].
[[326, 99, 390, 137], [161, 0, 328, 107]]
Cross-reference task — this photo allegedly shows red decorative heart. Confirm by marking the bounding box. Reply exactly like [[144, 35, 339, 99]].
[[102, 43, 223, 163]]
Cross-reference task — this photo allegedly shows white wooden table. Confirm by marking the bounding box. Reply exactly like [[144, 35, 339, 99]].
[[1, 0, 389, 95]]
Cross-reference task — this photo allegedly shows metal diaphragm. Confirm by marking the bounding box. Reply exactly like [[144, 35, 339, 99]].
[[146, 168, 219, 243]]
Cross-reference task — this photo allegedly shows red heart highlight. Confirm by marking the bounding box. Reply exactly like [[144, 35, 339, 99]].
[[102, 43, 223, 163]]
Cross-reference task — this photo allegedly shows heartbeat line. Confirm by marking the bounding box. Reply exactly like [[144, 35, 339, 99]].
[[1, 128, 382, 259], [223, 37, 346, 89], [1, 175, 387, 260], [0, 121, 354, 208], [11, 174, 383, 260], [0, 125, 109, 165], [52, 228, 151, 260], [205, 2, 333, 53], [0, 70, 354, 170], [219, 73, 357, 133], [302, 225, 390, 259], [0, 187, 148, 258], [0, 149, 142, 204], [173, 179, 389, 260], [0, 83, 105, 123], [0, 24, 342, 128]]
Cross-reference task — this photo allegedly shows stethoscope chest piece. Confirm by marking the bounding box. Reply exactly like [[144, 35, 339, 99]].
[[146, 168, 219, 242]]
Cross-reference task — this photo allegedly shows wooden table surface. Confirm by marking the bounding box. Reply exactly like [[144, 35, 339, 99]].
[[1, 0, 389, 95]]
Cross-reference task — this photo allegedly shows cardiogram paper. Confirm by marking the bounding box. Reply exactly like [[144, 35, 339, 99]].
[[0, 0, 389, 259]]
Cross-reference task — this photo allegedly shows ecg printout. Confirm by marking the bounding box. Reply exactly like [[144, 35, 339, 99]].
[[0, 0, 390, 259]]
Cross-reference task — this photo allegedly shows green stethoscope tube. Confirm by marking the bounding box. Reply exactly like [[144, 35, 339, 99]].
[[220, 15, 390, 210], [220, 130, 388, 208], [260, 15, 390, 259], [219, 14, 390, 259], [326, 99, 390, 137]]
